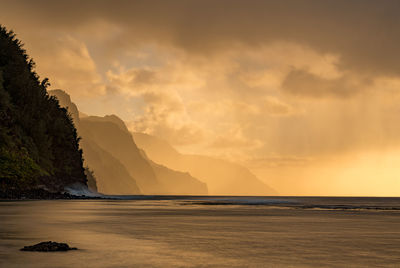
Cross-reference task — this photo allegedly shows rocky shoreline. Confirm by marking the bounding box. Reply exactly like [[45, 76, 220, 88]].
[[0, 188, 103, 200]]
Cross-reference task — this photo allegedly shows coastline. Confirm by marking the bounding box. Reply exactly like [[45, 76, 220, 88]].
[[0, 188, 105, 200]]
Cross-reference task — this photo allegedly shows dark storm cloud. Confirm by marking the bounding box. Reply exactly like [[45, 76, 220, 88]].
[[2, 0, 400, 76]]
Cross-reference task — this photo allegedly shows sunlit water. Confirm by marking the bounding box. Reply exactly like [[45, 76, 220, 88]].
[[1, 196, 399, 267]]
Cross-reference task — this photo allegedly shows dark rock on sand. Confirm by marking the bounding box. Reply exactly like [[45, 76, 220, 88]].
[[20, 241, 77, 252]]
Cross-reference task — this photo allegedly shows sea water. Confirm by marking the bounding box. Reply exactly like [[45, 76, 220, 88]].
[[0, 196, 399, 267]]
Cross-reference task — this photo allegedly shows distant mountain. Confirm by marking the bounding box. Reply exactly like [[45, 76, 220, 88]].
[[133, 133, 277, 196], [139, 149, 207, 195], [79, 116, 159, 193], [49, 90, 207, 195], [0, 26, 86, 196]]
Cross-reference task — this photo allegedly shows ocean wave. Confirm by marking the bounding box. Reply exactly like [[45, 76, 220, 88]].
[[180, 198, 400, 211]]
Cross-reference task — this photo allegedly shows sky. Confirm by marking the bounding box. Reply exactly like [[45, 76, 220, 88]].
[[1, 0, 400, 196]]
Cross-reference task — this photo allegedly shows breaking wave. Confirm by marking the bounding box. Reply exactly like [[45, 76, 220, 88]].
[[64, 183, 103, 197]]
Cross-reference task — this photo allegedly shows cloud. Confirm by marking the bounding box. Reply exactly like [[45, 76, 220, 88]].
[[210, 126, 264, 149], [128, 91, 205, 145], [105, 55, 206, 96], [103, 59, 208, 145], [106, 68, 158, 94], [43, 36, 105, 97], [281, 69, 370, 98], [3, 0, 400, 76], [4, 1, 398, 153], [15, 32, 105, 98], [3, 0, 400, 195], [245, 155, 313, 168], [263, 97, 295, 115]]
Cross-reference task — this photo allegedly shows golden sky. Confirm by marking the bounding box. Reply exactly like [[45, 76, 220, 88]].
[[1, 0, 400, 196]]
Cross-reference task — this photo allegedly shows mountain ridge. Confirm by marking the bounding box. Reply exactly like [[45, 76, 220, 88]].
[[133, 132, 277, 196], [49, 89, 207, 195]]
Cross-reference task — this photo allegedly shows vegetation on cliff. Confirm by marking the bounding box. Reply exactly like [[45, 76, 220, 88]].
[[0, 25, 86, 193]]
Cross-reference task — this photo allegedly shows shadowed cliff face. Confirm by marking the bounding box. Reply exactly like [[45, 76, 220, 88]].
[[80, 138, 140, 195], [79, 117, 160, 194], [0, 27, 86, 193], [133, 133, 277, 196], [49, 90, 208, 195]]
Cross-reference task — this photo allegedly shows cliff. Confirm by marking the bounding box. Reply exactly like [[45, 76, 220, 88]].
[[49, 90, 208, 195], [139, 149, 207, 195], [0, 26, 86, 196]]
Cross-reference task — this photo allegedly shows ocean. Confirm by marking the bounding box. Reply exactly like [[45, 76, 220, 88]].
[[1, 196, 399, 267]]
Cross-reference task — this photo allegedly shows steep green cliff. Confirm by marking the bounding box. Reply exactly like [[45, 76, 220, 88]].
[[0, 26, 86, 195]]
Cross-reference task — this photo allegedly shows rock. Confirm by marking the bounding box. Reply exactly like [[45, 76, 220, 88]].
[[20, 241, 77, 252]]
